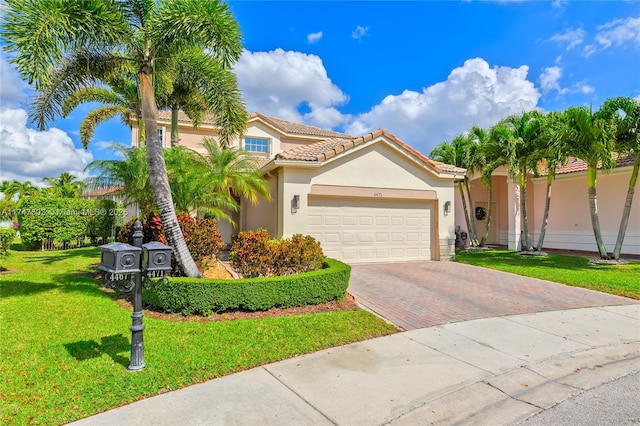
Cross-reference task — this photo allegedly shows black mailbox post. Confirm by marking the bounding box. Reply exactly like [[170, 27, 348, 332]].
[[99, 220, 171, 372]]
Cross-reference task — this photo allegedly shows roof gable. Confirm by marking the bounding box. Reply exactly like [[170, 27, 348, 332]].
[[248, 112, 353, 139], [275, 129, 465, 177]]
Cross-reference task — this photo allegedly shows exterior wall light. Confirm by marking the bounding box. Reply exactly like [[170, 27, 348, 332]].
[[291, 194, 300, 213], [444, 201, 452, 215]]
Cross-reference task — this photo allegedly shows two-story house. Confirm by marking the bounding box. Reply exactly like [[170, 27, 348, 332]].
[[131, 111, 465, 263]]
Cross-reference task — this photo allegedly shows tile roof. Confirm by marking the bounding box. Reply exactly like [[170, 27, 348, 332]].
[[82, 186, 121, 197], [157, 110, 217, 126], [156, 110, 353, 139], [544, 154, 635, 176], [250, 113, 354, 139], [275, 129, 465, 176]]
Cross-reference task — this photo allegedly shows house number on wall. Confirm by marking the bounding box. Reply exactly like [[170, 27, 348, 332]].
[[373, 192, 383, 197]]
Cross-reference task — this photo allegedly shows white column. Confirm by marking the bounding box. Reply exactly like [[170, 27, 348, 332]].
[[507, 180, 521, 250]]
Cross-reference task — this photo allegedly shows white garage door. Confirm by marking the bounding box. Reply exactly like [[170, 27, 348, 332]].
[[307, 197, 432, 263]]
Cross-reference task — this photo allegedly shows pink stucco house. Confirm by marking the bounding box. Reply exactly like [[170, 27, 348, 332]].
[[131, 112, 465, 263], [456, 157, 639, 256]]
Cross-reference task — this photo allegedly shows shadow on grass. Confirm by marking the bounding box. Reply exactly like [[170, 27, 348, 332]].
[[1, 270, 107, 299], [64, 334, 130, 368], [23, 247, 101, 265]]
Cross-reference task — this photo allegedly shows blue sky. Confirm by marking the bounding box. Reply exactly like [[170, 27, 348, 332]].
[[1, 0, 639, 184]]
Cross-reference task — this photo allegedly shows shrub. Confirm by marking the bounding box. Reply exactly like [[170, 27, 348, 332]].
[[86, 199, 121, 242], [0, 199, 17, 220], [143, 258, 350, 315], [229, 228, 272, 278], [0, 227, 16, 258], [230, 229, 324, 278], [176, 212, 226, 264], [119, 212, 226, 275]]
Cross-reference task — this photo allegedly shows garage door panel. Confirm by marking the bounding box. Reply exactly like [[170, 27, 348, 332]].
[[307, 198, 432, 263]]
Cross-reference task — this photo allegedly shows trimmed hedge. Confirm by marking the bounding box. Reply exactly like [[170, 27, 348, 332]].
[[143, 258, 351, 316], [17, 197, 121, 249]]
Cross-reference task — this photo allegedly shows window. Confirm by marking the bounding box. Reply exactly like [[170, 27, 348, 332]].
[[244, 137, 269, 154], [158, 127, 167, 147]]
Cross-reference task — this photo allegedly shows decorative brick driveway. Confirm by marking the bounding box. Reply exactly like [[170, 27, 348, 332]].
[[348, 261, 638, 330]]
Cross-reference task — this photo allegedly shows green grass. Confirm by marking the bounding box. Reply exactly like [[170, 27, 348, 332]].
[[455, 249, 640, 299], [0, 248, 396, 425]]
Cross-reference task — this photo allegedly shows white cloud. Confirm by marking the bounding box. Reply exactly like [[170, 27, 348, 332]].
[[0, 108, 93, 183], [539, 66, 568, 95], [595, 16, 640, 49], [582, 44, 597, 57], [307, 31, 323, 44], [352, 25, 370, 40], [549, 28, 585, 50], [552, 0, 567, 9], [345, 58, 541, 153], [235, 49, 349, 128], [0, 53, 28, 108], [539, 66, 596, 97]]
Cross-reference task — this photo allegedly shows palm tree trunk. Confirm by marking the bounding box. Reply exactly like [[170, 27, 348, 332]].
[[613, 158, 638, 259], [458, 182, 473, 247], [520, 172, 532, 251], [140, 72, 201, 277], [536, 174, 553, 252], [587, 166, 609, 259], [171, 106, 179, 147], [480, 183, 493, 246], [464, 178, 479, 246]]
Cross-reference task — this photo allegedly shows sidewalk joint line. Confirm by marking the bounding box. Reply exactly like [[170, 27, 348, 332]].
[[261, 366, 338, 426]]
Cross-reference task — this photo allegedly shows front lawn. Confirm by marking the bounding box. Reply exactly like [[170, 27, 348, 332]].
[[0, 248, 396, 425], [455, 249, 640, 299]]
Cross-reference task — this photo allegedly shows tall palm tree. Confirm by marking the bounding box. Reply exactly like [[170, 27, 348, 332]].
[[2, 0, 247, 277], [562, 106, 617, 259], [42, 172, 86, 198], [492, 111, 545, 251], [469, 125, 498, 246], [598, 97, 640, 259], [534, 111, 567, 253], [162, 48, 246, 147], [430, 135, 479, 246]]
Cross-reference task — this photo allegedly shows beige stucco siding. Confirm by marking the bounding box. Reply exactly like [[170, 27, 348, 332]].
[[242, 174, 278, 238], [531, 169, 639, 255]]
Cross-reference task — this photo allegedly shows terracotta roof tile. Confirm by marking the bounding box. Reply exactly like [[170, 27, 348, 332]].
[[546, 154, 635, 176], [251, 113, 354, 139], [157, 110, 217, 126], [275, 129, 465, 176]]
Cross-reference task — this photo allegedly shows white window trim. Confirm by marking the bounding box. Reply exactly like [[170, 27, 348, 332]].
[[244, 137, 270, 156], [158, 126, 167, 147]]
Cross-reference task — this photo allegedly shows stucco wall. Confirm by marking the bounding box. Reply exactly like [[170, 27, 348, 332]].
[[274, 140, 457, 259], [242, 174, 278, 237], [531, 169, 639, 255], [458, 168, 639, 255]]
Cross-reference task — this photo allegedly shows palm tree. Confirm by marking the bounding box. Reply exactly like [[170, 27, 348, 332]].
[[163, 145, 236, 217], [492, 111, 545, 251], [85, 143, 155, 215], [61, 72, 143, 148], [469, 125, 499, 246], [42, 172, 86, 198], [0, 181, 18, 201], [561, 106, 617, 259], [534, 111, 567, 253], [13, 181, 40, 200], [598, 97, 640, 260], [2, 0, 247, 277], [162, 48, 246, 147], [195, 138, 271, 213], [430, 135, 478, 246]]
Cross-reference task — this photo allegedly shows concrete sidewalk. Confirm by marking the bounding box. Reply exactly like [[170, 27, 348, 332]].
[[72, 304, 639, 425]]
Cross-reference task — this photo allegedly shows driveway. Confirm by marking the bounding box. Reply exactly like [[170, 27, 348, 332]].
[[348, 261, 638, 330]]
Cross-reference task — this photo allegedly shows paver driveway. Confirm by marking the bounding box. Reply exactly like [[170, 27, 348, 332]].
[[348, 261, 638, 330]]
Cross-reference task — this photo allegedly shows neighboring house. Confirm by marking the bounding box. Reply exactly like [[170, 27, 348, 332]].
[[82, 186, 137, 222], [457, 156, 640, 256], [131, 111, 465, 263]]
